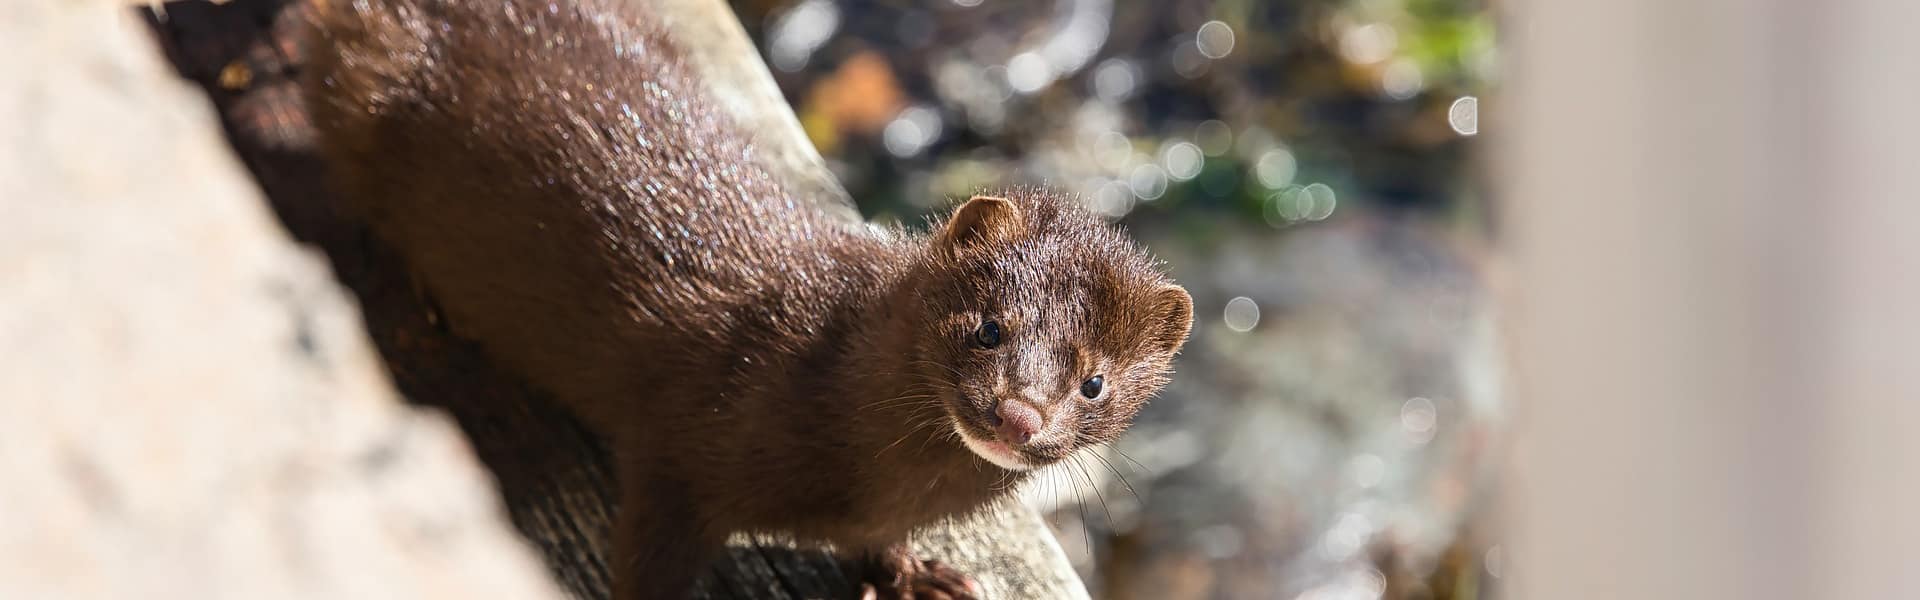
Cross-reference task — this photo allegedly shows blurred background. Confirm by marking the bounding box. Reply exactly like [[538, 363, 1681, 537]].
[[725, 1, 1504, 598]]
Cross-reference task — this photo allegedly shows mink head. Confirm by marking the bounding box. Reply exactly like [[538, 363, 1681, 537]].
[[907, 190, 1194, 472]]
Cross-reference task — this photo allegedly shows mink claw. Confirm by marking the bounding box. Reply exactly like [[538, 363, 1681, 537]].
[[911, 558, 982, 599], [860, 556, 980, 600]]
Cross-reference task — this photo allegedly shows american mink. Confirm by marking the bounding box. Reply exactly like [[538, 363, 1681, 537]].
[[304, 0, 1193, 598]]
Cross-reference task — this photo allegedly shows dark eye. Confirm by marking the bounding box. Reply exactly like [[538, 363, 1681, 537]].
[[974, 320, 1002, 348], [1080, 375, 1104, 399]]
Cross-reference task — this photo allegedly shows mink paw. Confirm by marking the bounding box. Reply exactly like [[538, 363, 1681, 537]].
[[856, 550, 981, 600]]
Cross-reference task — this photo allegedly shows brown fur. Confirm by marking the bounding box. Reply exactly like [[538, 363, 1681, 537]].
[[303, 0, 1192, 598]]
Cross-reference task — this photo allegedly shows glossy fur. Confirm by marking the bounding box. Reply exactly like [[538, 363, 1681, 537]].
[[305, 0, 1192, 598]]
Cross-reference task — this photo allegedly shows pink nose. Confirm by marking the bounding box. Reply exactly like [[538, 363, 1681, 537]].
[[991, 400, 1043, 445]]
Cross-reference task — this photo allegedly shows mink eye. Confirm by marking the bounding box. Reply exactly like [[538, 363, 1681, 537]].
[[1080, 375, 1104, 399], [974, 320, 1003, 348]]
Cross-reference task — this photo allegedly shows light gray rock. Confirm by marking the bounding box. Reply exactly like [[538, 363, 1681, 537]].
[[0, 1, 565, 599]]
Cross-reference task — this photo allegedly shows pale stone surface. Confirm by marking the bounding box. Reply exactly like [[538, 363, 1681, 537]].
[[0, 1, 564, 598]]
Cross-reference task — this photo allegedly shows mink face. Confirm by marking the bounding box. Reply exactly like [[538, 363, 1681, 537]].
[[909, 191, 1195, 472]]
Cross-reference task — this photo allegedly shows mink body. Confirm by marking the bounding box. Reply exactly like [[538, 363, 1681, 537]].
[[306, 0, 1193, 598]]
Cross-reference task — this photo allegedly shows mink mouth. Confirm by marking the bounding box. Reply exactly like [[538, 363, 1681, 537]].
[[946, 395, 1063, 472]]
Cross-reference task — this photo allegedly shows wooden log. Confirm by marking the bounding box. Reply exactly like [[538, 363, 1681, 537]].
[[138, 0, 1087, 598]]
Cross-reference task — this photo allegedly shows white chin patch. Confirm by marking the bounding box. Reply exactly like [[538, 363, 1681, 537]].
[[954, 422, 1034, 471]]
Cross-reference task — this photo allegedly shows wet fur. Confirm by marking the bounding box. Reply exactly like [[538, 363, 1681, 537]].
[[304, 0, 1191, 598]]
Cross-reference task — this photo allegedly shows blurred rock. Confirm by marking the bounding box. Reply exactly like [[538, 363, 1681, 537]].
[[0, 1, 564, 598]]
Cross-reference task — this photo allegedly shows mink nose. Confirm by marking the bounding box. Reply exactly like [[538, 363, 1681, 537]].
[[990, 400, 1043, 445]]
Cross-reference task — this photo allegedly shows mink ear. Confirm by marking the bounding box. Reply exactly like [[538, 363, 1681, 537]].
[[1145, 285, 1194, 356], [937, 195, 1023, 251]]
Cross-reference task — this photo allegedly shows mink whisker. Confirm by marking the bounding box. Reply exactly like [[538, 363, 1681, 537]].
[[1084, 447, 1141, 505]]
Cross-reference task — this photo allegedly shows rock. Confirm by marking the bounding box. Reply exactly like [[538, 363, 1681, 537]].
[[0, 1, 565, 599]]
